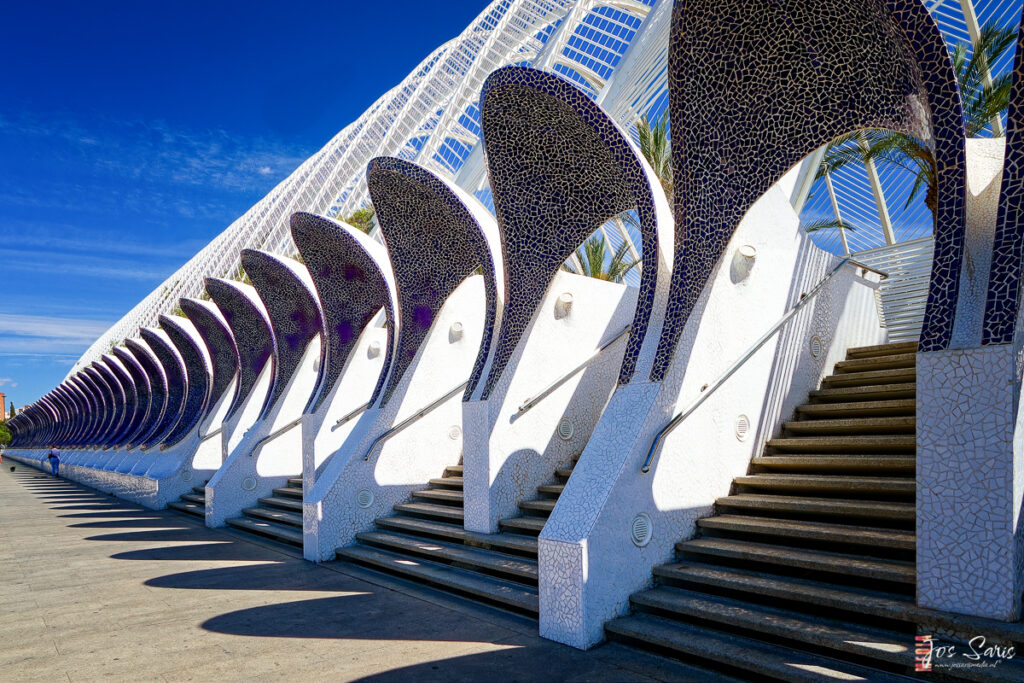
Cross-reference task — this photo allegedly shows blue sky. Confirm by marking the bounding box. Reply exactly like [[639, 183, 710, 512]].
[[0, 0, 489, 409]]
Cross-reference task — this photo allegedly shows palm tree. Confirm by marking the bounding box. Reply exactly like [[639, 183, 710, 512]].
[[562, 235, 639, 283], [635, 111, 673, 206], [817, 23, 1016, 222]]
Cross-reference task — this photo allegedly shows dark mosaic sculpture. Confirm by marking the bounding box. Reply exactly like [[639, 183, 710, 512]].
[[137, 329, 186, 448], [113, 346, 153, 447], [92, 361, 127, 446], [982, 22, 1024, 346], [479, 65, 664, 396], [58, 382, 86, 445], [367, 156, 497, 406], [101, 355, 138, 447], [81, 368, 114, 446], [241, 249, 324, 419], [205, 278, 274, 420], [74, 374, 103, 446], [126, 338, 169, 447], [652, 0, 966, 377], [181, 298, 239, 415], [290, 212, 397, 413], [158, 315, 211, 448]]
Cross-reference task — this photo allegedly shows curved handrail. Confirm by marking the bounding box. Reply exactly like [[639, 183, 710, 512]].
[[362, 381, 469, 461], [332, 401, 371, 431], [640, 257, 886, 474], [516, 324, 631, 416], [247, 417, 302, 456]]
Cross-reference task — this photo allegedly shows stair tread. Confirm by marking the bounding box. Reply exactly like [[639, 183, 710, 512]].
[[554, 467, 575, 478], [733, 474, 916, 493], [243, 505, 302, 528], [698, 515, 915, 549], [286, 477, 303, 487], [272, 486, 303, 499], [536, 484, 565, 495], [356, 530, 537, 581], [393, 501, 465, 522], [809, 383, 916, 402], [833, 353, 916, 374], [605, 613, 914, 683], [226, 516, 303, 546], [795, 399, 916, 417], [180, 493, 205, 504], [846, 341, 919, 358], [767, 435, 916, 453], [168, 500, 205, 517], [784, 416, 915, 430], [375, 516, 538, 555], [499, 516, 546, 534], [518, 499, 555, 515], [336, 544, 538, 614], [428, 476, 464, 488], [750, 455, 915, 472], [411, 488, 464, 504], [631, 586, 915, 669], [444, 465, 463, 475], [191, 486, 205, 495], [678, 537, 915, 583], [717, 494, 915, 519], [258, 495, 303, 511], [821, 367, 916, 386]]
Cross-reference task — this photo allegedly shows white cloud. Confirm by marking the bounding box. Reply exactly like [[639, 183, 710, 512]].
[[0, 377, 16, 387], [0, 313, 110, 343]]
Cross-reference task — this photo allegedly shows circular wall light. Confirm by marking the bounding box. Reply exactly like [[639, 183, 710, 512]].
[[631, 513, 653, 547]]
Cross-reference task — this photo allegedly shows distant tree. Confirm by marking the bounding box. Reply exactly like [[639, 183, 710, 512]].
[[0, 421, 10, 446], [170, 304, 185, 317], [9, 402, 15, 419], [344, 206, 376, 234]]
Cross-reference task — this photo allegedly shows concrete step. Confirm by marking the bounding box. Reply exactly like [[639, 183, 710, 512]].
[[499, 516, 546, 536], [697, 515, 915, 550], [782, 416, 915, 436], [355, 530, 537, 583], [750, 455, 915, 474], [846, 341, 918, 359], [243, 505, 302, 528], [428, 477, 463, 489], [821, 367, 916, 388], [716, 494, 915, 523], [226, 516, 303, 546], [605, 613, 913, 683], [375, 516, 538, 556], [272, 486, 303, 499], [767, 435, 915, 454], [393, 501, 465, 523], [336, 544, 538, 614], [258, 495, 302, 512], [732, 474, 916, 496], [629, 586, 915, 670], [677, 537, 915, 584], [191, 486, 206, 495], [809, 382, 916, 403], [833, 353, 916, 375], [536, 484, 564, 497], [168, 500, 204, 517], [518, 499, 555, 517], [287, 477, 303, 487], [444, 465, 463, 477], [796, 399, 915, 419], [180, 493, 205, 505], [411, 488, 464, 506], [554, 467, 575, 480]]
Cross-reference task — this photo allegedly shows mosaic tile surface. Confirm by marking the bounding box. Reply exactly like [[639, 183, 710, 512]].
[[101, 354, 138, 446], [982, 23, 1024, 346], [138, 328, 186, 448], [180, 298, 238, 413], [205, 278, 274, 420], [158, 315, 211, 448], [367, 156, 497, 406], [60, 381, 88, 446], [479, 65, 665, 395], [81, 368, 113, 446], [92, 360, 126, 446], [652, 0, 966, 378], [240, 249, 324, 419], [290, 211, 397, 413], [126, 338, 169, 448], [113, 346, 153, 448]]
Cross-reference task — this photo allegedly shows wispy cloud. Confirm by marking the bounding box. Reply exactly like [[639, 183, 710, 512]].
[[0, 248, 173, 282], [0, 377, 17, 388], [0, 313, 110, 342]]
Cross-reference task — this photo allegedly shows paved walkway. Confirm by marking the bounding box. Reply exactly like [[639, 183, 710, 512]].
[[0, 463, 712, 682]]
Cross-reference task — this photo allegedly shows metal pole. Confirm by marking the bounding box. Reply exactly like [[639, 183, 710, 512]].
[[824, 171, 851, 256]]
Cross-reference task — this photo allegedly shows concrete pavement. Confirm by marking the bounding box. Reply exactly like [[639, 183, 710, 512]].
[[0, 463, 718, 682]]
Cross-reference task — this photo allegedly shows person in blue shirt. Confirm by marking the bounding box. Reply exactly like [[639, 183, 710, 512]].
[[46, 446, 60, 477]]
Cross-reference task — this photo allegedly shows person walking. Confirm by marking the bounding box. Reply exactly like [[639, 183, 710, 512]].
[[46, 446, 61, 478]]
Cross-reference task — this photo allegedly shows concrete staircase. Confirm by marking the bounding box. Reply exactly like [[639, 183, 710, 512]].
[[337, 461, 578, 616], [604, 341, 956, 680], [225, 478, 303, 547], [168, 485, 207, 518]]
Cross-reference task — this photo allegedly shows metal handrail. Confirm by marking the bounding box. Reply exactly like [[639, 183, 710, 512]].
[[640, 257, 886, 474], [516, 324, 632, 416], [362, 381, 468, 461], [201, 428, 223, 443], [332, 401, 371, 431], [248, 417, 303, 456]]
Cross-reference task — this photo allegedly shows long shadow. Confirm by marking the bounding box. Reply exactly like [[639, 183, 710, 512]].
[[111, 542, 277, 562], [50, 503, 133, 510], [58, 510, 165, 519], [84, 528, 232, 543], [69, 518, 192, 529], [145, 563, 326, 591]]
